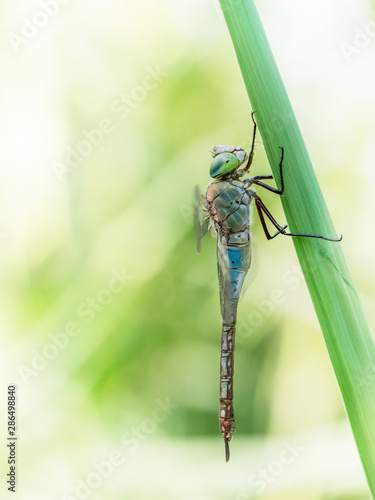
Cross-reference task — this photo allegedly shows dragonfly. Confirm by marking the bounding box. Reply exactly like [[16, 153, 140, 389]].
[[195, 113, 342, 462]]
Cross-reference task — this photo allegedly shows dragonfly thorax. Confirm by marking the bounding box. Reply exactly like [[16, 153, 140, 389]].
[[206, 180, 252, 235]]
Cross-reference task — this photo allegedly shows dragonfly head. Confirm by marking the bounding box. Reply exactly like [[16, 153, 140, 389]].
[[210, 146, 247, 179]]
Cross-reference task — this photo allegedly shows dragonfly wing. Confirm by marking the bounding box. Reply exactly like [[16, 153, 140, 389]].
[[217, 237, 231, 321], [193, 186, 210, 252]]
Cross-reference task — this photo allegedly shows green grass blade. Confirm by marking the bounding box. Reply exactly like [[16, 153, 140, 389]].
[[219, 0, 375, 492]]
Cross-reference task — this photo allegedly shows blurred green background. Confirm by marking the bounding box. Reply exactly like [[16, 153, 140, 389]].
[[1, 0, 375, 498]]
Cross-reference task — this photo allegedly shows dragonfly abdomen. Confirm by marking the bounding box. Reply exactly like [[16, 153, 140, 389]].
[[218, 242, 250, 460], [219, 324, 235, 449]]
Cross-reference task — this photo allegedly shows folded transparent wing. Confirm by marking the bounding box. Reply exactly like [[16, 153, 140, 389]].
[[193, 186, 210, 252]]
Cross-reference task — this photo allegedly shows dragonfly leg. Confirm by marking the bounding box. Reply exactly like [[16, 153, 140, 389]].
[[249, 147, 285, 194], [243, 112, 257, 173], [254, 194, 342, 242], [254, 195, 287, 240]]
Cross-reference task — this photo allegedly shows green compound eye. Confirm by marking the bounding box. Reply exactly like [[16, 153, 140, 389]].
[[210, 153, 239, 178]]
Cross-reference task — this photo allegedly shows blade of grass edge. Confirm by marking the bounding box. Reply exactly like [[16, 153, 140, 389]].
[[218, 0, 375, 493]]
